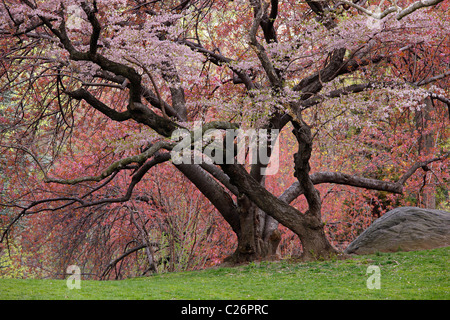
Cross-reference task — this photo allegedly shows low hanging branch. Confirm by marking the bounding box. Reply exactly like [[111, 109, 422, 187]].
[[44, 140, 175, 185], [279, 151, 450, 204], [100, 244, 145, 279]]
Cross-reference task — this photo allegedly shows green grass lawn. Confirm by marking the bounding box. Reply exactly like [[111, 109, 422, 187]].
[[0, 247, 448, 300]]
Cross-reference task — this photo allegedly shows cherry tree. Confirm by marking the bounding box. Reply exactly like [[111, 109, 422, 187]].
[[0, 0, 449, 271]]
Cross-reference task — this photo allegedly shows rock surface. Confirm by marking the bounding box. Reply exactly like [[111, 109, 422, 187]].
[[344, 206, 450, 255]]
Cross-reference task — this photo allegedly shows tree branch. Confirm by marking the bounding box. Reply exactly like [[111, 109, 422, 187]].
[[199, 163, 239, 196], [293, 48, 347, 99], [292, 120, 321, 217], [396, 0, 445, 20], [280, 152, 450, 204], [221, 163, 322, 235], [124, 56, 168, 119], [80, 0, 101, 55], [397, 152, 450, 185], [160, 60, 188, 121], [45, 140, 174, 185], [260, 0, 278, 43], [414, 71, 450, 86], [429, 93, 450, 120], [248, 0, 282, 88], [338, 0, 444, 21], [94, 70, 182, 120], [300, 82, 377, 108], [1, 196, 85, 243], [64, 87, 131, 121], [338, 0, 398, 19], [305, 0, 337, 29], [101, 243, 157, 279], [37, 4, 143, 102], [179, 39, 256, 90], [176, 163, 241, 234]]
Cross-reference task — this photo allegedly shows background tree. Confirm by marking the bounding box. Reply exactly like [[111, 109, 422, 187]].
[[0, 0, 449, 277]]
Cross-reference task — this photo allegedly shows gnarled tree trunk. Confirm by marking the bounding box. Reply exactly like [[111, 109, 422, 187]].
[[225, 197, 281, 264], [220, 159, 338, 261]]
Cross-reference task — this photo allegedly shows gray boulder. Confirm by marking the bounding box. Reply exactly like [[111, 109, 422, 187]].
[[344, 206, 450, 255]]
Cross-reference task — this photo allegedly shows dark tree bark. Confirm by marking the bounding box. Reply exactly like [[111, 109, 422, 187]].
[[223, 190, 282, 264], [291, 119, 337, 259]]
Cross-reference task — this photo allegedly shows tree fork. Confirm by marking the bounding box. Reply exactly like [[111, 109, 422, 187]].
[[292, 119, 338, 259]]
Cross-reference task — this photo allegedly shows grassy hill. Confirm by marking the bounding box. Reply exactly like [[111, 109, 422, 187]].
[[0, 247, 448, 300]]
